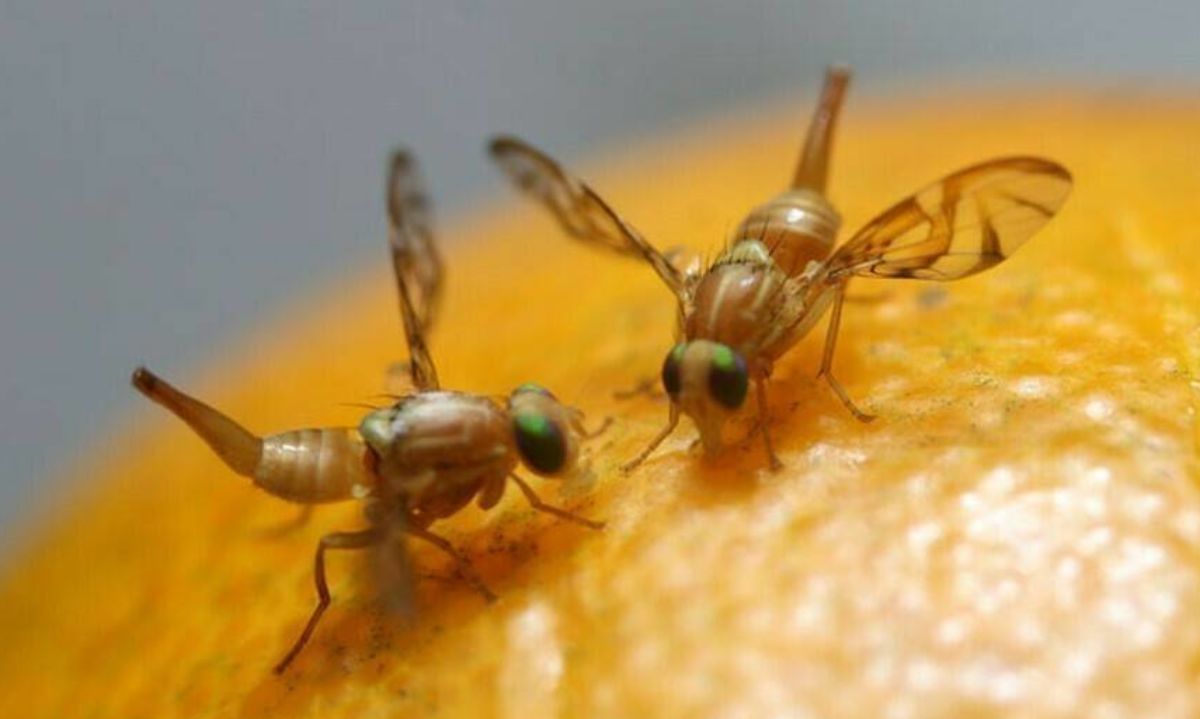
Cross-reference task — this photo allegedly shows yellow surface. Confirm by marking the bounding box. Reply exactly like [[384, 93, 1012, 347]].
[[3, 93, 1200, 718]]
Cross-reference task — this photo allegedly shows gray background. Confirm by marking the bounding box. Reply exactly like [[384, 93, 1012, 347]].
[[2, 1, 1198, 546]]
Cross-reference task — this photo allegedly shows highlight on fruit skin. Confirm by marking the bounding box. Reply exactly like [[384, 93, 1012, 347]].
[[2, 92, 1200, 718]]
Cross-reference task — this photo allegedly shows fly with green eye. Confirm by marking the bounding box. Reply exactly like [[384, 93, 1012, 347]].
[[130, 150, 606, 674], [490, 65, 1073, 470]]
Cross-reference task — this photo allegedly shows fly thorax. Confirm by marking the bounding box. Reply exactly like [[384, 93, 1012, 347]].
[[358, 394, 517, 498], [689, 258, 783, 350]]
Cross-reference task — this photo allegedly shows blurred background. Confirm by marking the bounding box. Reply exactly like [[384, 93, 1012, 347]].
[[2, 1, 1197, 547]]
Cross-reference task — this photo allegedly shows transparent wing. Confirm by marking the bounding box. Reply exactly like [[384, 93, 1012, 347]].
[[488, 135, 689, 303], [372, 516, 416, 618], [387, 150, 443, 333], [828, 157, 1072, 281]]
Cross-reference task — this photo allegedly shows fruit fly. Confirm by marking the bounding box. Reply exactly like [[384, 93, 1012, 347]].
[[489, 65, 1072, 471], [131, 150, 605, 673]]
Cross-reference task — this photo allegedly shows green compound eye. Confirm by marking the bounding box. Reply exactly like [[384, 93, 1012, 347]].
[[513, 412, 567, 475], [708, 344, 749, 409], [661, 343, 686, 398]]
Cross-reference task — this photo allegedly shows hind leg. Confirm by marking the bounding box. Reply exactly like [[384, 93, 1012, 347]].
[[817, 285, 876, 423], [274, 527, 382, 674]]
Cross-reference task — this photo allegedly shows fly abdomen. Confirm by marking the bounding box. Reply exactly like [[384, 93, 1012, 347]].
[[734, 189, 841, 277], [257, 428, 374, 504], [734, 65, 850, 278], [131, 367, 372, 505]]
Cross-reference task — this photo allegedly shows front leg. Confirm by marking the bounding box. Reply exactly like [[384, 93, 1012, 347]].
[[753, 375, 783, 470], [611, 376, 663, 401], [621, 403, 681, 473], [509, 474, 605, 530], [567, 410, 613, 440]]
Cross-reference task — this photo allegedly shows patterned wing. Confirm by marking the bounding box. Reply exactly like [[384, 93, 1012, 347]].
[[489, 135, 689, 303], [828, 157, 1072, 281], [385, 150, 441, 391], [395, 259, 440, 391], [387, 150, 443, 333]]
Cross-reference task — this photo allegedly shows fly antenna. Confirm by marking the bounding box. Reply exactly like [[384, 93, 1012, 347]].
[[792, 65, 851, 193]]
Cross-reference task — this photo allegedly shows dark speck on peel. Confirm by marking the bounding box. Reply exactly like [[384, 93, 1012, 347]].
[[917, 287, 949, 309]]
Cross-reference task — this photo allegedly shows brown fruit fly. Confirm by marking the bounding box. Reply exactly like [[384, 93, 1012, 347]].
[[131, 150, 605, 674], [489, 65, 1072, 471]]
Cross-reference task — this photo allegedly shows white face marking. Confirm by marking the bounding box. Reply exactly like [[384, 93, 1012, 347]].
[[675, 342, 736, 455]]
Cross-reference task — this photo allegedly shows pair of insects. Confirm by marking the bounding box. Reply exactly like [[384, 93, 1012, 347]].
[[132, 66, 1072, 672]]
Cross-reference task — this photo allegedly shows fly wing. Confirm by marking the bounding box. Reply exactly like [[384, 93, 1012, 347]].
[[489, 135, 690, 305], [373, 517, 416, 618], [387, 150, 444, 333], [387, 150, 441, 391], [396, 260, 440, 391], [828, 157, 1072, 281]]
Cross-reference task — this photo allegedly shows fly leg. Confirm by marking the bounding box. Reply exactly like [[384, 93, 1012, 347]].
[[612, 377, 663, 400], [568, 411, 613, 440], [817, 285, 876, 423], [509, 474, 605, 530], [403, 524, 497, 603], [621, 403, 680, 473], [274, 527, 383, 674], [753, 376, 784, 470], [582, 416, 613, 439], [257, 504, 314, 539]]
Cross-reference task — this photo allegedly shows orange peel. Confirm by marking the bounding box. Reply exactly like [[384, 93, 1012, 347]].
[[2, 93, 1199, 717]]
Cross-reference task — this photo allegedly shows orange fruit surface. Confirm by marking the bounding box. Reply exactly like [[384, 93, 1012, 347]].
[[2, 92, 1200, 718]]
